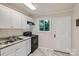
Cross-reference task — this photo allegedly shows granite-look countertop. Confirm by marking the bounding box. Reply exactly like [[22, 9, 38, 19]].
[[0, 36, 31, 49]]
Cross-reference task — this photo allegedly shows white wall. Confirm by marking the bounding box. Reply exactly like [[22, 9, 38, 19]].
[[72, 4, 79, 55], [33, 4, 79, 55], [34, 17, 54, 49], [34, 11, 72, 49]]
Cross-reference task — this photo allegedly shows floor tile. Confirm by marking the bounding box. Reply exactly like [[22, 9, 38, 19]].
[[30, 48, 71, 56]]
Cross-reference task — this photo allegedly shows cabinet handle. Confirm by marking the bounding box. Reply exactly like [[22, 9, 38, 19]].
[[54, 34, 56, 38]]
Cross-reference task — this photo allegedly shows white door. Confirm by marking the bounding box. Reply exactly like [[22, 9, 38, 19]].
[[53, 16, 71, 53]]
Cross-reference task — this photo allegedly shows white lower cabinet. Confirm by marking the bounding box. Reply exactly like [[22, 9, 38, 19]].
[[15, 48, 27, 56], [15, 40, 30, 56], [1, 52, 16, 56], [0, 39, 31, 56], [26, 39, 31, 55], [1, 44, 16, 56]]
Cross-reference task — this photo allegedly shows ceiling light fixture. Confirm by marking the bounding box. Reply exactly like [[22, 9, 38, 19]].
[[24, 3, 36, 10]]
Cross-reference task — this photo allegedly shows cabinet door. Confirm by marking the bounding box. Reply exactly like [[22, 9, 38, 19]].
[[0, 5, 11, 28], [1, 44, 16, 56], [26, 39, 31, 55], [15, 41, 27, 56], [6, 52, 16, 56], [15, 47, 27, 56], [11, 11, 22, 28], [21, 15, 30, 29], [15, 39, 31, 56]]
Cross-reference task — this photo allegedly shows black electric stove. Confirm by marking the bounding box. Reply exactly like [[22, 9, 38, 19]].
[[23, 31, 38, 53]]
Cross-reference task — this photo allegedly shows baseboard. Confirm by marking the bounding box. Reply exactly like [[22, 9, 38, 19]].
[[54, 50, 70, 54], [39, 47, 74, 55], [39, 47, 54, 51]]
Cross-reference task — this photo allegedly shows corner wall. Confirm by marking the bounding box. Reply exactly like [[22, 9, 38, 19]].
[[72, 4, 79, 55]]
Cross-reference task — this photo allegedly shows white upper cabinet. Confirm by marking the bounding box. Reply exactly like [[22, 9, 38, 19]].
[[0, 4, 33, 29], [11, 10, 22, 29], [0, 5, 11, 28], [21, 14, 27, 28], [21, 14, 30, 30]]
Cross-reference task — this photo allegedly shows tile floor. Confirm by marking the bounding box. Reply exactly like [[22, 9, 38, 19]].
[[30, 48, 72, 56]]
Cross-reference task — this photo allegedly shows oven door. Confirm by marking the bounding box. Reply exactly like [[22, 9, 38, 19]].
[[31, 35, 38, 53]]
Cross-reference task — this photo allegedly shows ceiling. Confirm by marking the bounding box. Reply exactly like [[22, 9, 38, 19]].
[[1, 3, 76, 18]]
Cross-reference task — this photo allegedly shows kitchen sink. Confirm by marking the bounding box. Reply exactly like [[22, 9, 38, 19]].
[[0, 36, 23, 45], [0, 40, 14, 45]]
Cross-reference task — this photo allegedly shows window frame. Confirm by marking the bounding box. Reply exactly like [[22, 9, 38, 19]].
[[38, 17, 51, 32]]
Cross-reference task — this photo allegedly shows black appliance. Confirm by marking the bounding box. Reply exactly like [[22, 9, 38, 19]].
[[23, 32, 38, 53], [76, 19, 79, 26], [31, 35, 38, 53], [23, 31, 32, 36], [27, 21, 35, 25]]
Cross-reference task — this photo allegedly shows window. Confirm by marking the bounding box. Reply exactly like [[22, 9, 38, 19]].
[[39, 18, 50, 31]]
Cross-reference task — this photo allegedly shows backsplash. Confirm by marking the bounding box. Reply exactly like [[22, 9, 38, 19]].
[[0, 29, 26, 38]]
